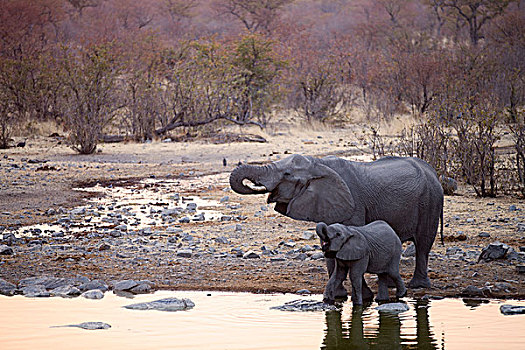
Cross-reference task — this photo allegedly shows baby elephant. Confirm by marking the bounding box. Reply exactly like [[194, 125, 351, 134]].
[[316, 221, 407, 305]]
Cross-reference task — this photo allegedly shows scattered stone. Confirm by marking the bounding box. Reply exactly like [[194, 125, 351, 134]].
[[293, 253, 308, 261], [19, 276, 78, 290], [270, 299, 339, 312], [22, 285, 51, 298], [176, 249, 193, 258], [186, 203, 197, 211], [98, 243, 111, 251], [130, 282, 153, 294], [301, 245, 314, 252], [454, 233, 468, 241], [79, 280, 108, 292], [478, 232, 490, 238], [301, 231, 316, 240], [509, 205, 518, 212], [440, 176, 458, 195], [461, 285, 486, 297], [231, 248, 244, 257], [214, 237, 229, 244], [1, 232, 16, 245], [0, 245, 14, 255], [193, 213, 205, 222], [446, 247, 463, 256], [70, 208, 86, 216], [219, 196, 229, 203], [51, 285, 81, 297], [81, 289, 105, 300], [420, 295, 444, 301], [113, 279, 139, 292], [0, 278, 16, 296], [296, 289, 311, 295], [517, 265, 525, 274], [310, 252, 325, 260], [376, 303, 410, 313], [124, 297, 195, 312], [53, 322, 111, 330], [478, 242, 509, 262], [402, 243, 416, 257], [400, 257, 415, 266], [243, 250, 260, 259], [181, 234, 194, 242], [500, 305, 525, 315], [110, 230, 121, 238]]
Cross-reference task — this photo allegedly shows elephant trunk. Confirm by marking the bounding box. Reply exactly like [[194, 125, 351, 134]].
[[229, 164, 272, 195]]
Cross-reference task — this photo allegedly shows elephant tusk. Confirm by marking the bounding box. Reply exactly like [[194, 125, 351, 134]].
[[242, 179, 267, 192]]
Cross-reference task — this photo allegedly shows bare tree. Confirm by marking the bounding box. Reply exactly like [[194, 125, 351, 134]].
[[214, 0, 293, 34], [66, 0, 103, 17], [441, 0, 517, 46], [163, 0, 197, 22], [57, 43, 125, 154]]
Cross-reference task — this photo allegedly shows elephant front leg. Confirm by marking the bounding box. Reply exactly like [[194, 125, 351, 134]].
[[323, 262, 348, 305], [326, 257, 348, 298], [349, 269, 364, 305], [376, 273, 390, 302]]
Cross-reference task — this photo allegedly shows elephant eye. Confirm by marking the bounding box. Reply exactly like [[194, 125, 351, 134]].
[[284, 171, 291, 176]]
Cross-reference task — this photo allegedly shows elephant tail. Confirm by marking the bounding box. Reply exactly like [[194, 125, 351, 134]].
[[440, 206, 444, 245]]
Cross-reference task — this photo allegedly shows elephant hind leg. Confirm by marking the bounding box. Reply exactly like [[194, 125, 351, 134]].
[[389, 271, 407, 298], [409, 200, 440, 288], [362, 276, 374, 302], [408, 241, 432, 288]]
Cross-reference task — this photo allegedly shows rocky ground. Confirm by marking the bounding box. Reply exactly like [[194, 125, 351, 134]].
[[1, 125, 524, 300]]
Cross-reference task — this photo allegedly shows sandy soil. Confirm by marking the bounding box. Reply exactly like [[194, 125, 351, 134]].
[[1, 124, 524, 300]]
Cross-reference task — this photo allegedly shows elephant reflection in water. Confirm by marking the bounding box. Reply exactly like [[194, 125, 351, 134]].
[[322, 300, 438, 350]]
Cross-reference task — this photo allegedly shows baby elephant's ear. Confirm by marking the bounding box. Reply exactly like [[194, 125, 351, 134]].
[[336, 229, 367, 261], [316, 222, 329, 241]]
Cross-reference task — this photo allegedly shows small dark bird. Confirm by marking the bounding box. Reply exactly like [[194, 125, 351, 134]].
[[223, 158, 227, 166], [16, 139, 26, 147]]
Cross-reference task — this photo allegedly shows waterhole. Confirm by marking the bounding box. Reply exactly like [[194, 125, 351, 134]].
[[11, 175, 232, 239], [1, 292, 524, 350]]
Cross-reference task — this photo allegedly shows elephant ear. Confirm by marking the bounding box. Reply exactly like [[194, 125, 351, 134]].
[[316, 222, 329, 242], [286, 164, 354, 224], [336, 229, 367, 261]]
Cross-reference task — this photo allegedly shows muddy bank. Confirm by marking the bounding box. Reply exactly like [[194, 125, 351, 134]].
[[1, 132, 524, 300]]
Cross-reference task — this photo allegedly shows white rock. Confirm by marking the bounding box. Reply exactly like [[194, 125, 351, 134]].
[[375, 303, 409, 313]]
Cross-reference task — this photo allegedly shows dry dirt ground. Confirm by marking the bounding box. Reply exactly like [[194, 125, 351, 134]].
[[1, 124, 524, 300]]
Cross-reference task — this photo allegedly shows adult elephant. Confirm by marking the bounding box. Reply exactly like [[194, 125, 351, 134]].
[[229, 154, 443, 289]]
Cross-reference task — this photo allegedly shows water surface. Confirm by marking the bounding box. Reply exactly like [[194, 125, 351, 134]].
[[1, 292, 524, 349]]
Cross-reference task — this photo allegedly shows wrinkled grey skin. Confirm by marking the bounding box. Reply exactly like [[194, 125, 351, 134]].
[[229, 154, 444, 289], [316, 221, 407, 305]]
